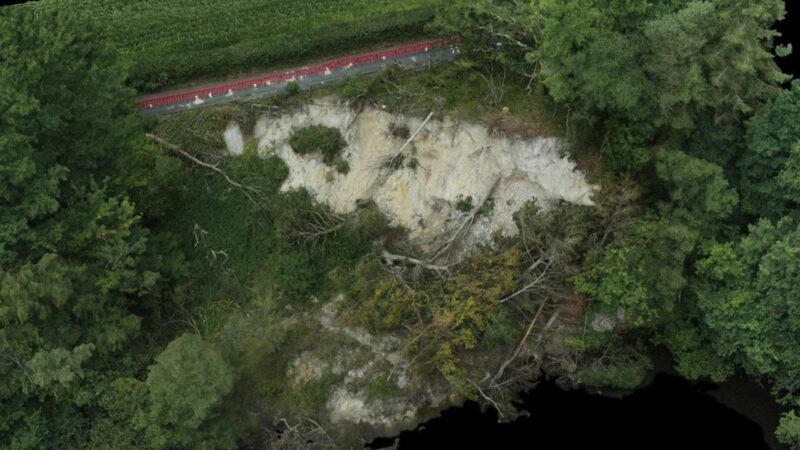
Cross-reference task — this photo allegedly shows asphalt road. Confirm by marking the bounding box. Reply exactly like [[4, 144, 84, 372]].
[[140, 46, 460, 115]]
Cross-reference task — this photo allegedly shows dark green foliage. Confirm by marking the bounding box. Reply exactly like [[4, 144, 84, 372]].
[[480, 306, 518, 349], [455, 195, 474, 213], [431, 0, 536, 79], [288, 125, 347, 164], [576, 346, 653, 390], [4, 0, 800, 446], [521, 0, 788, 173], [777, 411, 800, 449], [652, 148, 738, 227], [656, 308, 735, 383], [576, 218, 696, 325], [333, 157, 351, 175], [90, 335, 242, 450], [739, 84, 800, 219], [530, 0, 787, 130], [0, 8, 189, 449], [284, 81, 301, 96], [143, 334, 239, 449], [601, 122, 655, 174], [575, 150, 737, 326], [693, 218, 800, 403]]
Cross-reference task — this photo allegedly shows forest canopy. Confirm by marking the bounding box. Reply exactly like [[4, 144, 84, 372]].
[[2, 1, 800, 449]]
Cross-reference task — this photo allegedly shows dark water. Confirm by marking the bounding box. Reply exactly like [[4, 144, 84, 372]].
[[369, 373, 780, 450], [777, 0, 800, 77]]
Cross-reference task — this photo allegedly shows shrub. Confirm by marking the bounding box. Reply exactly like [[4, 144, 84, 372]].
[[284, 81, 300, 96], [390, 123, 411, 139], [333, 157, 350, 175], [288, 125, 347, 164], [576, 348, 652, 390], [455, 195, 474, 213]]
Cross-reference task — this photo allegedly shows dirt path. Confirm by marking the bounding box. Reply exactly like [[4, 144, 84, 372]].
[[136, 38, 460, 116]]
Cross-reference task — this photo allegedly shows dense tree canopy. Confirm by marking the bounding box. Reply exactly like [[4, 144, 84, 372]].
[[0, 8, 199, 449], [694, 218, 800, 396], [3, 0, 800, 448], [530, 0, 787, 129], [739, 83, 800, 218]]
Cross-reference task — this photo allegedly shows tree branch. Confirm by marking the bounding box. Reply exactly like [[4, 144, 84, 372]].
[[147, 133, 262, 200], [490, 299, 548, 387]]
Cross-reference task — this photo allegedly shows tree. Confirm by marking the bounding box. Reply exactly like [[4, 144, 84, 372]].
[[142, 334, 240, 449], [0, 8, 184, 448], [575, 217, 696, 325], [642, 0, 787, 130], [777, 411, 800, 450], [431, 0, 537, 81], [527, 0, 787, 169], [652, 148, 738, 227], [693, 218, 800, 403], [90, 335, 242, 450], [529, 0, 657, 122], [739, 83, 800, 219], [574, 150, 737, 325]]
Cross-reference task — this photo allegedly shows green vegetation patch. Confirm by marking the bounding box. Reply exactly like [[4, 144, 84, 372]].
[[455, 195, 474, 213], [16, 0, 442, 90], [289, 125, 347, 164], [576, 350, 653, 391]]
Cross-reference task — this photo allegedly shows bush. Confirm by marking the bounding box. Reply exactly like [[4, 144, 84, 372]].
[[576, 348, 653, 390], [777, 411, 800, 449], [288, 125, 347, 164], [455, 195, 474, 213], [332, 157, 350, 175], [284, 81, 300, 96]]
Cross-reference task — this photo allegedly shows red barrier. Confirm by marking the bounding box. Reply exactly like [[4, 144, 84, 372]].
[[136, 36, 461, 110]]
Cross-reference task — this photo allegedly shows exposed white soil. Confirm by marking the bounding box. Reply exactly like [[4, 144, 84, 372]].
[[251, 97, 595, 253], [286, 297, 451, 430], [223, 122, 244, 155], [218, 98, 597, 435]]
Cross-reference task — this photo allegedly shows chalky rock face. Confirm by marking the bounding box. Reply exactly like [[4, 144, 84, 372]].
[[253, 96, 595, 254], [223, 122, 244, 155]]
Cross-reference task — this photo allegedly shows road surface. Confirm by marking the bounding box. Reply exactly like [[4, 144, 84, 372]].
[[136, 38, 460, 115]]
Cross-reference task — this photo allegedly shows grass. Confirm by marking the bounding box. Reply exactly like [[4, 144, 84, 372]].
[[329, 62, 566, 138], [18, 0, 442, 90]]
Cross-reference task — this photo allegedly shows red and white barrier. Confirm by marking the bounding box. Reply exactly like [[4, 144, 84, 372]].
[[136, 36, 461, 110]]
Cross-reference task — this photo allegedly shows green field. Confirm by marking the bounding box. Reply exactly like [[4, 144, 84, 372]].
[[20, 0, 440, 90]]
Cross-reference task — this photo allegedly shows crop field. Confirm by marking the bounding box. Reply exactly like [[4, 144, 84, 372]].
[[20, 0, 441, 90]]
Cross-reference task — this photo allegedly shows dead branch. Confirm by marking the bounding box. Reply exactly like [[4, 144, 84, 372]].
[[383, 111, 434, 164], [147, 133, 262, 201], [499, 258, 553, 304], [192, 223, 209, 248], [292, 210, 347, 247], [429, 176, 502, 262], [535, 310, 561, 350], [468, 378, 505, 419], [170, 297, 200, 335], [266, 416, 336, 449], [490, 299, 548, 387], [382, 251, 451, 275]]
